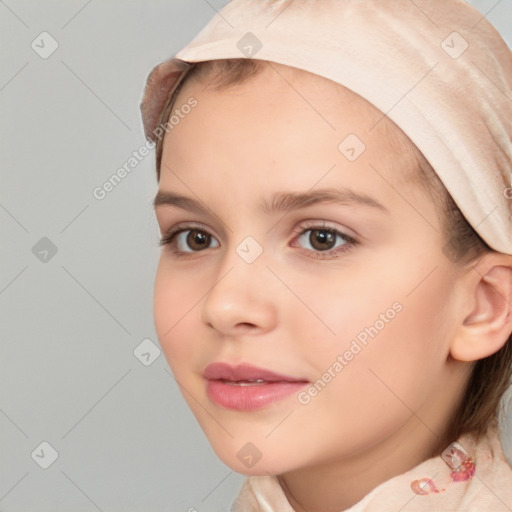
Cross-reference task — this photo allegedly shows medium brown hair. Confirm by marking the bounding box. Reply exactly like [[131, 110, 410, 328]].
[[154, 58, 512, 447]]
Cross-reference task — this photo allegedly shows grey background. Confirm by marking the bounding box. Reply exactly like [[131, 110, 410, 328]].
[[1, 1, 511, 511]]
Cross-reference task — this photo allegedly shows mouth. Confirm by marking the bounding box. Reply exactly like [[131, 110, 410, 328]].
[[203, 362, 309, 411], [223, 379, 267, 386]]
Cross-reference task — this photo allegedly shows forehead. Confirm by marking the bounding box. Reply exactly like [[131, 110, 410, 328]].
[[160, 61, 422, 204], [185, 60, 386, 124]]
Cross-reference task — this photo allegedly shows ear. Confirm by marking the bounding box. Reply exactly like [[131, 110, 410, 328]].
[[450, 253, 512, 362]]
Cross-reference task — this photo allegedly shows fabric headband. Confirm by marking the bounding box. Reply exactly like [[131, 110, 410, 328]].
[[139, 0, 512, 255]]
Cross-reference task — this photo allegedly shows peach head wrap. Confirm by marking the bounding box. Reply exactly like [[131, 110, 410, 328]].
[[139, 0, 512, 255]]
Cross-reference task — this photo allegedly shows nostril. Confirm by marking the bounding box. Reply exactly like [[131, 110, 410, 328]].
[[235, 322, 258, 331]]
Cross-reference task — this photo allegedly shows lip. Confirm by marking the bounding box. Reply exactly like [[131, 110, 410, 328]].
[[203, 362, 309, 411], [203, 362, 306, 383]]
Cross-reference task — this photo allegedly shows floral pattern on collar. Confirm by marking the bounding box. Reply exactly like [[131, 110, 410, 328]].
[[411, 442, 476, 495]]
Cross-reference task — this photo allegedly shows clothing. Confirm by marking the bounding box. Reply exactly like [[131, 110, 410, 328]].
[[139, 0, 512, 255], [230, 429, 512, 511]]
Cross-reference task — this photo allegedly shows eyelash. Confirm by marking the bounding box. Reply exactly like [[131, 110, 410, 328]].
[[158, 221, 358, 259]]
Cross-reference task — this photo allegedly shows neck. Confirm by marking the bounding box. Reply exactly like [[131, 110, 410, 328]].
[[276, 365, 474, 512], [279, 419, 447, 512]]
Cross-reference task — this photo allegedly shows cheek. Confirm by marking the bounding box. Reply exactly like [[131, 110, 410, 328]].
[[293, 246, 453, 368], [284, 255, 453, 441], [153, 259, 204, 376], [277, 257, 406, 362]]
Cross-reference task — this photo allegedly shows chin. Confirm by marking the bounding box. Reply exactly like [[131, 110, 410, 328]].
[[224, 458, 288, 477], [207, 439, 297, 476]]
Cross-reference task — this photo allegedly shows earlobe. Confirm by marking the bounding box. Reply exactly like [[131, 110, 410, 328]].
[[450, 257, 512, 363]]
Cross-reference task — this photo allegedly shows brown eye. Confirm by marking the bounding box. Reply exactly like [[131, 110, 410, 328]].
[[309, 229, 337, 251], [295, 226, 354, 256], [186, 230, 211, 251], [172, 229, 220, 252]]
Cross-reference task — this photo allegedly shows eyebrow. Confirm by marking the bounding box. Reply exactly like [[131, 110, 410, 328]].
[[153, 188, 390, 216]]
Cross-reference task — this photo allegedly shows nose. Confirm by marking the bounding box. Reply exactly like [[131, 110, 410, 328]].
[[201, 258, 279, 337]]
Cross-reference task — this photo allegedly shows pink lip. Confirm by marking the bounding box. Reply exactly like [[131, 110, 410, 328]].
[[203, 362, 306, 382], [203, 362, 309, 411]]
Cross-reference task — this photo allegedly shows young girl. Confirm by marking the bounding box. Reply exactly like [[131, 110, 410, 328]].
[[140, 0, 512, 510]]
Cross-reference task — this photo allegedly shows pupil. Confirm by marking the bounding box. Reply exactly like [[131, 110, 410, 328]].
[[187, 230, 209, 250], [310, 229, 335, 251]]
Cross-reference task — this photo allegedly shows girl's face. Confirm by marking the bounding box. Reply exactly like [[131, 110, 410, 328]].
[[153, 62, 468, 476]]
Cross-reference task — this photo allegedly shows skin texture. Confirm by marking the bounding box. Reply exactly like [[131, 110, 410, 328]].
[[153, 62, 512, 512]]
